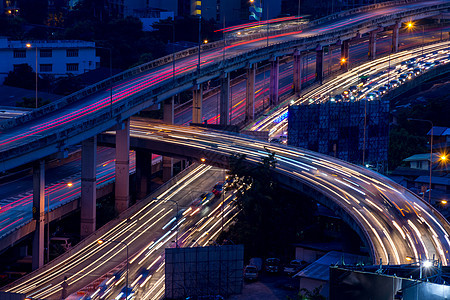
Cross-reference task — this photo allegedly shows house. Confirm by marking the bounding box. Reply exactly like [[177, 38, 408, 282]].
[[0, 37, 100, 83]]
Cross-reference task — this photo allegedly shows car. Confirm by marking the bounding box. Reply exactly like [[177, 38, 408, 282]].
[[265, 258, 281, 273], [349, 85, 358, 94], [283, 259, 307, 275], [389, 80, 400, 87], [189, 192, 215, 214], [132, 268, 150, 290], [413, 67, 421, 75], [342, 90, 351, 99], [115, 286, 134, 300], [244, 265, 259, 281], [270, 138, 282, 143], [378, 86, 388, 94], [50, 237, 72, 252], [367, 92, 378, 100], [212, 181, 225, 196], [398, 74, 408, 82], [330, 94, 343, 102]]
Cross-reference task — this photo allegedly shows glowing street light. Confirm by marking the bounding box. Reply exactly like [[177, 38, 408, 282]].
[[26, 43, 38, 108], [441, 200, 448, 205], [200, 157, 206, 162], [97, 239, 129, 299]]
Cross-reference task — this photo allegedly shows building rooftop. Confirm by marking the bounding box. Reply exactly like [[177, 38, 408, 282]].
[[415, 175, 450, 186], [403, 153, 440, 163], [0, 37, 96, 49], [427, 126, 450, 136], [294, 251, 369, 281]]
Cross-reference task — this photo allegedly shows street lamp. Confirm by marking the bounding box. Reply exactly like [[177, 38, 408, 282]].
[[407, 118, 433, 203], [197, 14, 202, 74], [166, 199, 179, 248], [97, 239, 129, 299], [26, 43, 38, 108], [406, 22, 425, 57], [96, 47, 113, 116], [46, 182, 73, 263], [405, 256, 436, 280], [158, 21, 176, 86]]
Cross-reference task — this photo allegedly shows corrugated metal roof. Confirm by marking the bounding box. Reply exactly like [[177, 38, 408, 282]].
[[294, 251, 369, 281]]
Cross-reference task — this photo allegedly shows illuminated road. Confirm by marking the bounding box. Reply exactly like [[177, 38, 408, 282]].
[[3, 164, 237, 299], [0, 1, 449, 171], [127, 120, 450, 268]]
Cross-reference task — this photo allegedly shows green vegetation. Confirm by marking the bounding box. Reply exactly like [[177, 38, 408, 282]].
[[389, 88, 450, 170], [219, 150, 316, 258], [16, 97, 49, 108]]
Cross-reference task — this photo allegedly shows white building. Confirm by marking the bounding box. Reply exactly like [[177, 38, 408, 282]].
[[0, 37, 100, 83]]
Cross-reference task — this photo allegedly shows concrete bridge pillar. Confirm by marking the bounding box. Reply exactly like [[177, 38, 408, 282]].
[[220, 73, 230, 125], [368, 31, 377, 60], [269, 57, 279, 106], [245, 64, 256, 122], [315, 47, 324, 83], [32, 160, 45, 270], [136, 150, 153, 200], [341, 40, 349, 71], [80, 136, 97, 238], [293, 50, 302, 95], [163, 98, 174, 181], [192, 84, 203, 124], [115, 119, 130, 214], [392, 23, 399, 53]]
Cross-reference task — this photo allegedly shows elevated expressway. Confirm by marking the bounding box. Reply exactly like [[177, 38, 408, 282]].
[[102, 120, 450, 267], [0, 0, 449, 172]]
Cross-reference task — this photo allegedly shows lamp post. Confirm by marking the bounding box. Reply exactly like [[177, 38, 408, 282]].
[[98, 239, 129, 298], [405, 256, 436, 280], [406, 22, 425, 57], [158, 22, 176, 85], [46, 182, 72, 263], [408, 118, 433, 203], [26, 43, 38, 108], [96, 47, 113, 116], [167, 199, 179, 248], [198, 14, 202, 74]]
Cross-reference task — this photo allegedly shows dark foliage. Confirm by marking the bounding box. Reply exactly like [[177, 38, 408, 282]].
[[16, 97, 50, 108], [18, 0, 48, 25], [220, 150, 316, 258]]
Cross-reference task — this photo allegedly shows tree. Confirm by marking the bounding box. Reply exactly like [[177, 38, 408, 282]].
[[3, 64, 36, 89], [16, 97, 49, 108], [220, 149, 316, 258], [18, 0, 48, 25]]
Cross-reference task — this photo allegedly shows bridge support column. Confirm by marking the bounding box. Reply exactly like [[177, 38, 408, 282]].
[[163, 98, 174, 181], [219, 73, 230, 125], [81, 136, 97, 238], [315, 47, 324, 83], [392, 23, 399, 53], [32, 160, 45, 270], [340, 40, 349, 71], [192, 84, 203, 124], [293, 50, 302, 95], [115, 119, 130, 214], [368, 31, 377, 60], [269, 57, 279, 106], [245, 64, 255, 122], [136, 150, 153, 200]]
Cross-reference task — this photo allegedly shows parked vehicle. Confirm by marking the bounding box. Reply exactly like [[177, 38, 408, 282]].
[[243, 265, 259, 281], [265, 258, 281, 273], [283, 259, 307, 275], [249, 257, 263, 271]]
